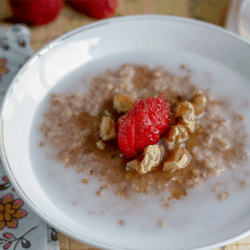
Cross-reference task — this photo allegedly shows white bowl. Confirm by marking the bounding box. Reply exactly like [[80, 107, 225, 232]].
[[1, 15, 250, 250]]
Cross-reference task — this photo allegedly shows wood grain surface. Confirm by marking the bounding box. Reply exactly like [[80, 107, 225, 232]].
[[1, 0, 249, 249]]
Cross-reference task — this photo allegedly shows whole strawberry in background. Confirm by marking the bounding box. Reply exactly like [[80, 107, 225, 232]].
[[9, 0, 64, 25], [66, 0, 118, 19], [117, 95, 170, 159]]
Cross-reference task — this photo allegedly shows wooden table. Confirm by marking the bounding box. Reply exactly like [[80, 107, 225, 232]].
[[1, 0, 250, 249]]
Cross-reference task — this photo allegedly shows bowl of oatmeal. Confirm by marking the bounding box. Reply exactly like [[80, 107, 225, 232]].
[[1, 15, 250, 250]]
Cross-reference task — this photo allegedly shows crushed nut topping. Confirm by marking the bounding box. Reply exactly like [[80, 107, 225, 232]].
[[96, 140, 106, 150], [126, 145, 164, 174], [191, 91, 207, 116], [100, 117, 117, 141], [163, 147, 192, 171], [165, 123, 189, 143], [113, 93, 135, 113], [126, 159, 140, 172], [104, 110, 112, 117], [140, 145, 164, 174], [176, 101, 195, 133]]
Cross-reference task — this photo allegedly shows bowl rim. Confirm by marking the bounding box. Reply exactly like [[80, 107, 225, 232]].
[[1, 14, 250, 250]]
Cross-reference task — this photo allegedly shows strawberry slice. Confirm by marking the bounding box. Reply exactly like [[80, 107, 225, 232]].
[[146, 94, 170, 135], [117, 114, 136, 159], [117, 95, 170, 158], [132, 100, 159, 153]]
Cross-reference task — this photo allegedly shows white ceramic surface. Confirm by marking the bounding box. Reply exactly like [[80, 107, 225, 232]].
[[1, 15, 250, 250]]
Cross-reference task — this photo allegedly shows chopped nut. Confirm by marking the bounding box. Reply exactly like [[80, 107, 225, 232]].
[[163, 147, 192, 171], [165, 123, 189, 143], [100, 117, 117, 141], [177, 124, 189, 142], [165, 125, 179, 142], [113, 94, 134, 113], [176, 101, 195, 133], [104, 110, 112, 117], [165, 141, 175, 150], [191, 91, 207, 116], [96, 140, 106, 150], [128, 145, 164, 174], [82, 179, 89, 184], [139, 145, 164, 174], [126, 159, 140, 172]]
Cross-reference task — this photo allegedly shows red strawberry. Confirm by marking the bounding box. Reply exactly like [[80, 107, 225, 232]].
[[66, 0, 117, 19], [117, 115, 136, 159], [9, 0, 63, 25], [117, 95, 170, 158]]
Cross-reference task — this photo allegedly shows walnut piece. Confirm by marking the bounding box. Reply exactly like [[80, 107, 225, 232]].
[[165, 125, 179, 142], [104, 110, 112, 117], [177, 124, 189, 141], [176, 101, 195, 133], [165, 123, 189, 143], [126, 145, 164, 174], [126, 159, 140, 172], [165, 141, 175, 150], [191, 91, 207, 116], [114, 94, 134, 113], [163, 147, 192, 171], [96, 140, 106, 150], [100, 117, 117, 141], [139, 145, 164, 174]]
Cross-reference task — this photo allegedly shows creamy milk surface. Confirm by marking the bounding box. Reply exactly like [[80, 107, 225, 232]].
[[29, 50, 250, 247]]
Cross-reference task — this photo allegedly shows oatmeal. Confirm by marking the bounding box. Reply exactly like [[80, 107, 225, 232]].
[[40, 64, 249, 200]]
